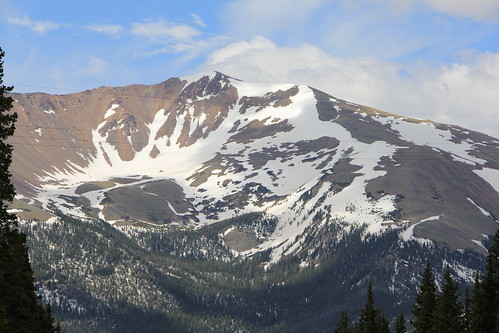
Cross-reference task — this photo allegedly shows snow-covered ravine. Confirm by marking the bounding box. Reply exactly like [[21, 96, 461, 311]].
[[25, 72, 497, 262], [34, 79, 402, 232]]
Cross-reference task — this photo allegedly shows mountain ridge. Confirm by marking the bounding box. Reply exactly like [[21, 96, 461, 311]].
[[8, 71, 499, 258]]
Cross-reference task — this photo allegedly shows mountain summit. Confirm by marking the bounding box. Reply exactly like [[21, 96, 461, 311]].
[[9, 72, 499, 257]]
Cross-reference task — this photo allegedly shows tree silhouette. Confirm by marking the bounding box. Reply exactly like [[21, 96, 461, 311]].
[[0, 46, 58, 332], [354, 284, 389, 333], [469, 230, 499, 332], [434, 266, 463, 333], [411, 261, 437, 332], [335, 310, 352, 333], [394, 313, 406, 333]]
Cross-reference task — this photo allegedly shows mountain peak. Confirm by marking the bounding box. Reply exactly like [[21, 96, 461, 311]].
[[9, 73, 499, 257]]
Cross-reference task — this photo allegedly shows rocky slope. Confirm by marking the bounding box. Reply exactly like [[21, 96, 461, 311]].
[[9, 72, 499, 258]]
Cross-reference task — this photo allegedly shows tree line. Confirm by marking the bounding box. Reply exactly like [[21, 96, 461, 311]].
[[335, 230, 498, 333], [0, 47, 59, 332]]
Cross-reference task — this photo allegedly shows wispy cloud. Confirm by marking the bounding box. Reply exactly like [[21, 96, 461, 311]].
[[131, 20, 201, 40], [58, 57, 110, 80], [7, 16, 60, 35], [355, 0, 499, 24], [130, 19, 223, 58], [77, 56, 109, 76], [87, 23, 123, 34], [424, 0, 499, 23], [224, 0, 327, 38], [190, 13, 207, 27]]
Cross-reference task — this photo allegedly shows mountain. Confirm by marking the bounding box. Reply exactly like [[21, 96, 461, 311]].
[[9, 71, 498, 256], [9, 72, 499, 331]]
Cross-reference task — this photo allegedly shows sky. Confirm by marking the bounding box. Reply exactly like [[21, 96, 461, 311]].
[[1, 0, 499, 138]]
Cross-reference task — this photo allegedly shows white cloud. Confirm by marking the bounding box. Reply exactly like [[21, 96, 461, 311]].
[[423, 0, 499, 23], [131, 19, 227, 57], [358, 0, 499, 23], [207, 36, 276, 64], [76, 56, 109, 76], [407, 53, 499, 136], [7, 16, 60, 35], [87, 24, 123, 34], [200, 37, 499, 138], [131, 20, 201, 40], [190, 13, 207, 27], [224, 0, 327, 37]]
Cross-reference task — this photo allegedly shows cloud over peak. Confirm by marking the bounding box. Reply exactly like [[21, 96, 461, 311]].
[[201, 36, 499, 138]]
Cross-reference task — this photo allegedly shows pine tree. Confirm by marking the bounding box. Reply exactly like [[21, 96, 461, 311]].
[[411, 261, 437, 332], [482, 230, 498, 333], [375, 310, 389, 333], [0, 47, 57, 332], [434, 266, 464, 333], [0, 48, 17, 232], [469, 272, 484, 333], [463, 287, 472, 332], [335, 310, 352, 333], [469, 230, 499, 333], [394, 313, 406, 333], [354, 284, 389, 333]]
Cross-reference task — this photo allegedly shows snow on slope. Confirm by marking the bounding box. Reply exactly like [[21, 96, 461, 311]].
[[25, 72, 498, 260], [387, 119, 486, 165], [474, 167, 499, 193]]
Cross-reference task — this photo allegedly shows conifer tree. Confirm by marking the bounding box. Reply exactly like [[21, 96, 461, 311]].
[[354, 284, 389, 333], [335, 310, 352, 333], [375, 310, 389, 333], [463, 287, 472, 332], [0, 47, 57, 332], [469, 230, 499, 333], [394, 313, 407, 333], [0, 49, 17, 232], [411, 261, 437, 332], [469, 273, 484, 333], [434, 266, 464, 333], [482, 230, 499, 333]]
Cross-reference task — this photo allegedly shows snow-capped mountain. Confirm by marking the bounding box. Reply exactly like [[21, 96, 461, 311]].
[[9, 72, 499, 257]]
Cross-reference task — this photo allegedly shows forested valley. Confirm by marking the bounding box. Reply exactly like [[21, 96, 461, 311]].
[[20, 212, 497, 332]]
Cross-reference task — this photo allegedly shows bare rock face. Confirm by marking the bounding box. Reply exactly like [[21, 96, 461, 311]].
[[8, 72, 499, 257]]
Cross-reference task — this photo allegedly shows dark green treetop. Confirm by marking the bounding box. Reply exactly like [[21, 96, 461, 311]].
[[411, 261, 437, 333], [434, 266, 463, 333], [0, 47, 17, 231], [335, 310, 352, 333], [394, 312, 406, 333], [354, 284, 389, 333], [0, 46, 58, 332], [469, 230, 499, 333]]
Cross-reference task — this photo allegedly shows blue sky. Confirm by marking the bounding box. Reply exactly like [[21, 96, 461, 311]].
[[1, 0, 499, 137]]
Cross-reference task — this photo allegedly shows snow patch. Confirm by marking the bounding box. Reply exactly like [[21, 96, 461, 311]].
[[473, 167, 499, 193], [388, 120, 487, 165], [104, 104, 119, 119], [401, 215, 442, 242], [467, 198, 494, 219], [471, 239, 488, 252], [7, 209, 24, 214]]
